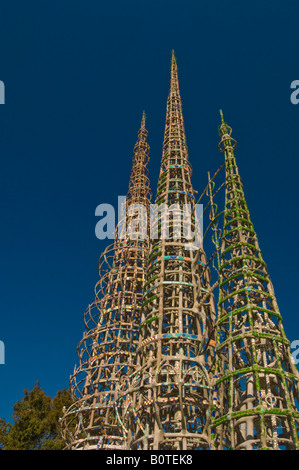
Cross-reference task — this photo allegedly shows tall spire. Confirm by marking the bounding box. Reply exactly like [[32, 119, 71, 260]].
[[212, 112, 299, 450], [162, 49, 189, 168], [60, 114, 151, 450], [219, 109, 224, 124], [170, 50, 178, 88], [118, 52, 216, 450], [126, 111, 151, 208], [141, 110, 146, 128]]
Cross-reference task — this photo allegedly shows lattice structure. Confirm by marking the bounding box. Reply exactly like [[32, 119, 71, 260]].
[[116, 51, 217, 450], [61, 53, 299, 452], [60, 112, 151, 449], [212, 111, 299, 450]]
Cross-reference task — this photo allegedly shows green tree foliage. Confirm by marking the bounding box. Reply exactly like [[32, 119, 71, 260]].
[[0, 382, 73, 450], [0, 418, 11, 449]]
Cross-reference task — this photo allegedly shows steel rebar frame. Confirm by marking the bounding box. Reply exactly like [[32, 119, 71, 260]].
[[60, 113, 151, 450], [211, 111, 299, 450], [116, 52, 217, 450], [60, 55, 299, 452]]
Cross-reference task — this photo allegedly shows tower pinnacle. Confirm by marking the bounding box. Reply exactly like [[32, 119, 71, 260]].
[[141, 110, 146, 128], [219, 109, 224, 124], [171, 49, 177, 70]]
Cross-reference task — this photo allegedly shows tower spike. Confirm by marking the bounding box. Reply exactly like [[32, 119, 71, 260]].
[[171, 49, 177, 71], [219, 109, 224, 124], [212, 116, 299, 450], [170, 50, 178, 92], [141, 110, 146, 128], [60, 115, 151, 450], [119, 52, 217, 450]]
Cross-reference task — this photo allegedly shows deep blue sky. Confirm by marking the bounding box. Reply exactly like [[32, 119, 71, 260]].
[[0, 0, 299, 421]]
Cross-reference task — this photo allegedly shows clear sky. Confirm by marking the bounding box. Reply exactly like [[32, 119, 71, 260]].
[[0, 0, 299, 421]]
